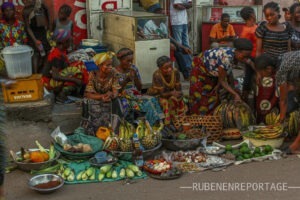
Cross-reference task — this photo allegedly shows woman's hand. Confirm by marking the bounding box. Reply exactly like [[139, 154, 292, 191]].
[[35, 40, 42, 50]]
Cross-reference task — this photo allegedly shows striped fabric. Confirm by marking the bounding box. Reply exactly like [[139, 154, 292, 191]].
[[256, 21, 291, 60]]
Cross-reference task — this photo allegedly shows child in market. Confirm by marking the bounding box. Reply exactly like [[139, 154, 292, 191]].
[[255, 54, 279, 124], [52, 4, 73, 50]]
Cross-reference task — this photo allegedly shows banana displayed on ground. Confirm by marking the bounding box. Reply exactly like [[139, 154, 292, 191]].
[[252, 125, 284, 139], [287, 111, 300, 137], [214, 101, 255, 130], [104, 119, 163, 151]]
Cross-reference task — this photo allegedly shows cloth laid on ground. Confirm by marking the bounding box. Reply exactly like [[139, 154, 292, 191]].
[[63, 160, 147, 184]]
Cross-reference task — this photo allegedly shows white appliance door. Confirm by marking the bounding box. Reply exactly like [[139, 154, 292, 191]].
[[135, 39, 170, 88]]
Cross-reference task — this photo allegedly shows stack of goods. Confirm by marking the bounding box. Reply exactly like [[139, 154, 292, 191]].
[[103, 120, 163, 152], [213, 101, 255, 131]]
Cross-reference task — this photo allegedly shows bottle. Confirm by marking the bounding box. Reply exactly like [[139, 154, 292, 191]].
[[38, 43, 46, 57], [132, 133, 144, 168]]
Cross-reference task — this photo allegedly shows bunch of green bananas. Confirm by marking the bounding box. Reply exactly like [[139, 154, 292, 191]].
[[119, 120, 134, 139], [287, 111, 300, 137]]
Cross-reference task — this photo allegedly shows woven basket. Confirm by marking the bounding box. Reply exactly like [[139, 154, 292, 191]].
[[173, 115, 223, 143]]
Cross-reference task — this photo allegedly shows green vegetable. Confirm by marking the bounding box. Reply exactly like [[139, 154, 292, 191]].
[[112, 170, 118, 179], [100, 165, 112, 174], [81, 172, 88, 181], [119, 168, 125, 178], [232, 149, 240, 156], [225, 144, 232, 152], [135, 170, 143, 177], [177, 133, 187, 140], [85, 167, 94, 177], [254, 147, 261, 154], [236, 156, 244, 161], [125, 168, 135, 178], [98, 173, 105, 181], [127, 164, 139, 173], [30, 163, 61, 175], [264, 145, 273, 153], [48, 143, 56, 159], [76, 171, 84, 181], [243, 154, 251, 159], [63, 168, 72, 177], [67, 172, 75, 182], [106, 169, 112, 178]]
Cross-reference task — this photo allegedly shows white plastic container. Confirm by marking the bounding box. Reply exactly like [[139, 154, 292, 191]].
[[0, 44, 33, 79]]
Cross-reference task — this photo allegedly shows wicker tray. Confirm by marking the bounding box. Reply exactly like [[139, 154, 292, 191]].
[[173, 115, 223, 143]]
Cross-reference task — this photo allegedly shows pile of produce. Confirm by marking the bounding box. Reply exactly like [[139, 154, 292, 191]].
[[15, 141, 56, 163], [62, 143, 93, 153], [213, 101, 255, 130], [222, 143, 273, 161], [143, 160, 171, 174], [243, 125, 284, 140], [170, 151, 206, 163], [265, 110, 280, 125], [104, 120, 163, 152], [56, 162, 143, 183]]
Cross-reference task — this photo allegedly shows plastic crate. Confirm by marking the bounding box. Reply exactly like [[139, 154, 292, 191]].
[[1, 74, 43, 103], [83, 60, 98, 71]]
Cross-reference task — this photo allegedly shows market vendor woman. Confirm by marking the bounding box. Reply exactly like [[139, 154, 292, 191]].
[[148, 56, 186, 126], [276, 50, 300, 154], [81, 52, 121, 136], [189, 38, 253, 115], [42, 29, 86, 103], [115, 48, 164, 125]]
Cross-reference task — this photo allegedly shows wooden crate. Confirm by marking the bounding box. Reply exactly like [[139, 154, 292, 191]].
[[173, 115, 223, 143], [1, 74, 43, 103]]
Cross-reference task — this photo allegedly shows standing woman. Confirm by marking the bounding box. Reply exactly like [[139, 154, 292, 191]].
[[23, 0, 52, 73], [81, 52, 121, 136], [289, 2, 300, 51], [148, 56, 186, 126], [276, 51, 300, 154], [0, 2, 27, 49], [256, 1, 291, 62], [189, 38, 253, 115]]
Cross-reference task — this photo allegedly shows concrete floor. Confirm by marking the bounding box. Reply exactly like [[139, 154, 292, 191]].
[[4, 120, 300, 200]]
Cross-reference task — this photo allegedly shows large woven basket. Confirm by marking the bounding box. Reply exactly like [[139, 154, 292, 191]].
[[173, 115, 223, 143]]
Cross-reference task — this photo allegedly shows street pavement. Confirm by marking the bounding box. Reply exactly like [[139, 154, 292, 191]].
[[4, 120, 300, 200]]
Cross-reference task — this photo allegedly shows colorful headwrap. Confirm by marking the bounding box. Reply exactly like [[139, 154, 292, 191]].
[[116, 48, 133, 60], [1, 2, 15, 12], [53, 29, 71, 43], [93, 51, 115, 66]]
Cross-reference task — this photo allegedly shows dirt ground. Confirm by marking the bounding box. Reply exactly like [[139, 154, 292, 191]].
[[3, 120, 300, 200]]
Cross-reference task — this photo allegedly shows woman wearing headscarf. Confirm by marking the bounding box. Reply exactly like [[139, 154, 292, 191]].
[[81, 52, 122, 136], [42, 29, 87, 103], [0, 2, 27, 49], [23, 0, 52, 73], [148, 56, 186, 126], [115, 48, 164, 125], [189, 38, 253, 115], [276, 50, 300, 154]]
